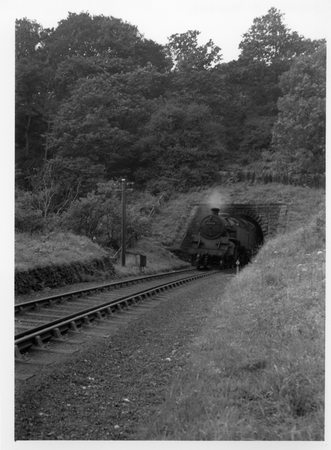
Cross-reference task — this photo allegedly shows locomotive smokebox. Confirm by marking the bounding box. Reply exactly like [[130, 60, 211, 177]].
[[211, 208, 220, 216]]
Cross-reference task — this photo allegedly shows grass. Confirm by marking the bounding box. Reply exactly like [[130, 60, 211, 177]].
[[15, 183, 325, 439], [15, 232, 109, 272], [15, 232, 189, 279], [15, 183, 325, 275], [113, 237, 189, 278], [225, 182, 325, 232], [135, 207, 325, 440], [147, 183, 325, 247]]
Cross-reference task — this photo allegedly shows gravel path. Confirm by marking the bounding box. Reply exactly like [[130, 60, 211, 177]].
[[15, 274, 231, 440]]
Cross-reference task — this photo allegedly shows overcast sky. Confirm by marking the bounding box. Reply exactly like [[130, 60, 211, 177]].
[[5, 0, 330, 62]]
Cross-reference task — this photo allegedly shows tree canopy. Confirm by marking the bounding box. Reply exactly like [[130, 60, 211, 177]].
[[166, 30, 222, 71], [135, 100, 226, 191], [238, 7, 320, 66], [270, 44, 326, 174], [15, 9, 326, 233]]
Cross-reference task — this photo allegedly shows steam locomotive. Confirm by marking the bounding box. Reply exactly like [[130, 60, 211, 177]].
[[187, 207, 259, 269]]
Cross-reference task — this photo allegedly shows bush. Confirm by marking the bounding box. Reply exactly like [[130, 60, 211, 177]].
[[61, 192, 107, 237], [15, 190, 44, 233]]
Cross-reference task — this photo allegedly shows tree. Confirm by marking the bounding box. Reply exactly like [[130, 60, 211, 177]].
[[15, 189, 44, 232], [45, 12, 169, 70], [135, 100, 226, 191], [162, 31, 233, 158], [166, 30, 222, 71], [62, 181, 152, 245], [270, 44, 326, 174], [54, 55, 137, 100], [15, 18, 46, 59], [238, 7, 317, 66], [44, 13, 137, 64], [165, 30, 225, 105], [232, 8, 324, 165], [15, 13, 170, 187], [49, 67, 165, 178], [28, 157, 106, 218], [15, 19, 56, 184], [62, 191, 110, 238]]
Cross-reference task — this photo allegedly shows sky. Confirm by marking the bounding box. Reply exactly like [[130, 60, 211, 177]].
[[4, 0, 330, 62]]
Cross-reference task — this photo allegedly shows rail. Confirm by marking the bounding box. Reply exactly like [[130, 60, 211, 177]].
[[15, 269, 221, 357]]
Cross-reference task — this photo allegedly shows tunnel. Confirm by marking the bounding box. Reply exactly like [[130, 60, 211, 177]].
[[232, 213, 264, 246], [180, 202, 288, 256]]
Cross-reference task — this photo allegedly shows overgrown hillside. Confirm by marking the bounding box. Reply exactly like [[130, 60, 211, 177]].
[[133, 186, 326, 440], [16, 183, 325, 272], [147, 183, 325, 247], [15, 181, 325, 439], [16, 10, 325, 214], [15, 182, 324, 296]]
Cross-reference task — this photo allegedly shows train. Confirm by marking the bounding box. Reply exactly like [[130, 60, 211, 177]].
[[187, 207, 259, 269]]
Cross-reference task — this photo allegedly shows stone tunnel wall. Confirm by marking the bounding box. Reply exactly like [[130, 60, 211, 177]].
[[180, 203, 288, 253]]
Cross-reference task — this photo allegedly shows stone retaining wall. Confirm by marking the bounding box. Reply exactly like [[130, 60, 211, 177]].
[[15, 257, 115, 295]]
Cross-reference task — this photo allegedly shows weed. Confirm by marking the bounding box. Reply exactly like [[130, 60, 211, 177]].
[[15, 184, 325, 439], [134, 194, 325, 440]]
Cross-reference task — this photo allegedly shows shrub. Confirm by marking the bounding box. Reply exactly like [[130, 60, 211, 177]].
[[15, 190, 44, 233], [61, 192, 107, 237]]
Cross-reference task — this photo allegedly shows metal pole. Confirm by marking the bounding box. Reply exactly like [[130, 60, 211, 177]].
[[121, 179, 126, 267]]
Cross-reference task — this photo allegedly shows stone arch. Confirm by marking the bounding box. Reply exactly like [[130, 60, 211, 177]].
[[179, 202, 288, 255], [235, 213, 264, 245], [222, 206, 265, 244]]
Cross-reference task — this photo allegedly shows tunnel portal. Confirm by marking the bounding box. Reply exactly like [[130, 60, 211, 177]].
[[180, 203, 288, 254]]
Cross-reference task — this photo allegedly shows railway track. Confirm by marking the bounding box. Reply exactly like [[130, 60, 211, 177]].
[[15, 268, 229, 360]]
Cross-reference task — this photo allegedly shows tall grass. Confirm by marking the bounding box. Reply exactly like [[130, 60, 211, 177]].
[[16, 183, 324, 275], [15, 184, 325, 438], [136, 209, 325, 440], [114, 237, 189, 278], [149, 183, 325, 246], [15, 232, 108, 271]]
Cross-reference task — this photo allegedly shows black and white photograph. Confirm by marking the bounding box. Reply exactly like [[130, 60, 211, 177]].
[[1, 0, 328, 446]]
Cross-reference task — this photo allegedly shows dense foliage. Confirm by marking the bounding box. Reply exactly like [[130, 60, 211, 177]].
[[270, 45, 326, 173], [15, 9, 326, 237]]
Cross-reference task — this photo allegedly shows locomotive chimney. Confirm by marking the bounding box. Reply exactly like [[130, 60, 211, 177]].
[[211, 208, 220, 216]]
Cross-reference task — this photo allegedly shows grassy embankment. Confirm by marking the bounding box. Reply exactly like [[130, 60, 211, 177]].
[[15, 233, 109, 272], [16, 182, 324, 278], [15, 183, 325, 439], [15, 193, 196, 279], [15, 186, 210, 281], [15, 232, 189, 284], [133, 183, 325, 440]]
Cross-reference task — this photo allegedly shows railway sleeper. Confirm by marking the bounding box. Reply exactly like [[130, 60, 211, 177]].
[[15, 345, 22, 359], [30, 345, 78, 355], [83, 316, 92, 327], [70, 321, 80, 332], [105, 307, 113, 316]]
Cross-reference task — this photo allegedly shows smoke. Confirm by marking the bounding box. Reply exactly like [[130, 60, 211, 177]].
[[205, 188, 230, 211]]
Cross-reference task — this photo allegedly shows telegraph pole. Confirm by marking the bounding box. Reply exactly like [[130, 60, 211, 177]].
[[121, 178, 126, 266]]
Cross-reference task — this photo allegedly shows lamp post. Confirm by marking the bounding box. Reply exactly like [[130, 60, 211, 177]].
[[121, 178, 126, 267]]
